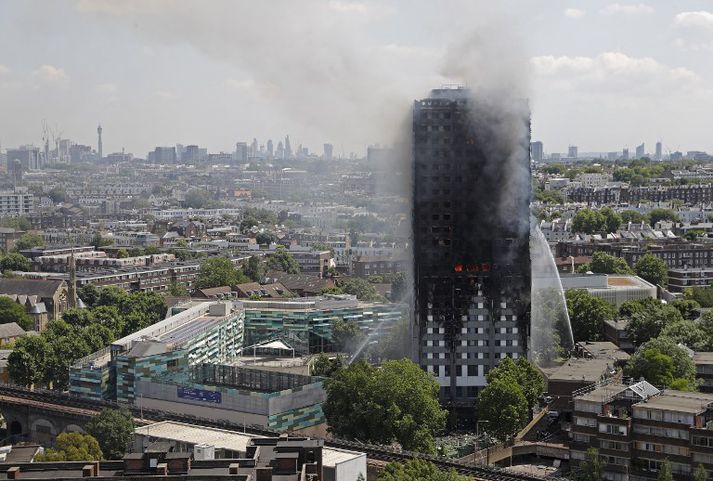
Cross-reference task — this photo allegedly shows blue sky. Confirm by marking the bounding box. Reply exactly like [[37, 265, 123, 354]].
[[1, 0, 713, 157]]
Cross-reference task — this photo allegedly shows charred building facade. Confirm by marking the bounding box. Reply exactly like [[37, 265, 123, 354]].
[[413, 87, 531, 419]]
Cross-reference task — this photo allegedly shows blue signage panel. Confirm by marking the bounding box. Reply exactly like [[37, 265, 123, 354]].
[[177, 387, 222, 404]]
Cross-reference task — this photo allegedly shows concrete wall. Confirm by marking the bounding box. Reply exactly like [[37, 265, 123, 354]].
[[136, 396, 268, 427], [334, 453, 367, 481]]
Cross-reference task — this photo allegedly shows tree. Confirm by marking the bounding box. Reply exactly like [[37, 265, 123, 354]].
[[78, 284, 100, 307], [685, 286, 713, 308], [670, 299, 700, 320], [311, 353, 343, 377], [331, 319, 364, 353], [660, 320, 709, 351], [0, 252, 31, 272], [91, 233, 113, 248], [36, 432, 103, 461], [116, 248, 129, 258], [244, 255, 266, 282], [657, 459, 673, 481], [635, 254, 668, 287], [572, 209, 607, 234], [86, 409, 135, 460], [588, 251, 633, 275], [626, 337, 697, 390], [574, 448, 604, 481], [566, 289, 616, 342], [14, 232, 44, 251], [485, 357, 544, 419], [694, 464, 708, 481], [0, 297, 33, 330], [648, 208, 680, 226], [47, 187, 67, 204], [323, 359, 446, 452], [620, 210, 647, 225], [174, 238, 189, 249], [625, 302, 683, 347], [377, 459, 469, 481], [341, 278, 385, 302], [184, 188, 212, 208], [599, 207, 623, 233], [8, 335, 50, 386], [685, 230, 706, 241], [196, 257, 249, 289], [255, 231, 276, 245], [266, 247, 300, 274], [168, 282, 190, 297], [477, 378, 528, 441]]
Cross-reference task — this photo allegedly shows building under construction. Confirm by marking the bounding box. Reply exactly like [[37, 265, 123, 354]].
[[412, 87, 531, 422]]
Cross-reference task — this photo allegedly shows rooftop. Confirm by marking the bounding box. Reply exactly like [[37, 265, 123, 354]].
[[634, 390, 713, 414], [541, 357, 613, 383], [133, 421, 363, 468]]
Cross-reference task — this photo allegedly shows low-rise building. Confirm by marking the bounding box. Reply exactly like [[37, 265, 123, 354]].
[[694, 352, 713, 393], [571, 380, 713, 481], [668, 267, 713, 293], [561, 274, 657, 307]]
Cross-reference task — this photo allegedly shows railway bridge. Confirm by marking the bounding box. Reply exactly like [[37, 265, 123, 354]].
[[0, 384, 564, 481]]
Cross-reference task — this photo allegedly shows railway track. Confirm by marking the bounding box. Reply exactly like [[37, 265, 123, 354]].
[[0, 384, 565, 481]]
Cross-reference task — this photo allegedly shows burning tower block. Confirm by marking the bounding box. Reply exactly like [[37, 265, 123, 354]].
[[412, 87, 531, 423]]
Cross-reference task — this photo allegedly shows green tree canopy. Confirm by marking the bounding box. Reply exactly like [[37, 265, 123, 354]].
[[599, 207, 623, 233], [0, 296, 33, 330], [311, 353, 344, 377], [573, 448, 604, 481], [634, 254, 668, 287], [36, 432, 103, 461], [660, 319, 710, 351], [184, 188, 212, 209], [648, 208, 680, 226], [572, 209, 607, 234], [244, 255, 266, 282], [86, 409, 135, 460], [620, 210, 647, 225], [485, 357, 544, 418], [624, 301, 683, 347], [477, 378, 528, 441], [341, 278, 385, 302], [657, 459, 673, 481], [266, 247, 300, 274], [323, 359, 446, 452], [694, 464, 708, 481], [586, 251, 633, 275], [8, 335, 50, 386], [14, 232, 44, 251], [331, 319, 364, 353], [626, 337, 697, 390], [685, 286, 713, 308], [0, 252, 32, 272], [196, 257, 249, 289], [377, 459, 469, 481], [566, 289, 616, 342], [670, 299, 701, 320]]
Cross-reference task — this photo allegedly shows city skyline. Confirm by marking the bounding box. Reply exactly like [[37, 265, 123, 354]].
[[2, 1, 713, 155]]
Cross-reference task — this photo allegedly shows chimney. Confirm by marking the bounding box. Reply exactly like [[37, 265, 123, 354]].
[[6, 467, 20, 479]]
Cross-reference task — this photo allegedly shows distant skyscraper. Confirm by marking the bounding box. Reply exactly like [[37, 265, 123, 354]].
[[413, 87, 530, 418], [250, 138, 258, 158], [530, 141, 543, 162], [97, 123, 103, 160], [284, 135, 292, 159], [568, 145, 578, 159], [148, 146, 176, 163], [635, 143, 645, 159], [323, 143, 334, 161], [235, 142, 248, 163], [622, 148, 629, 160], [266, 139, 274, 158], [655, 141, 662, 161], [276, 141, 285, 159]]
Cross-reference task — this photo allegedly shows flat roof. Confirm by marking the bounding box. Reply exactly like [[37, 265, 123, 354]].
[[634, 391, 713, 414], [694, 352, 713, 364], [541, 358, 613, 382], [134, 421, 363, 467]]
